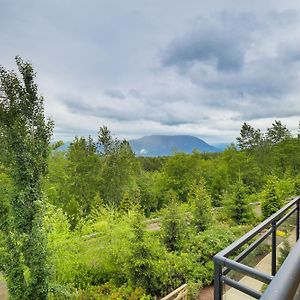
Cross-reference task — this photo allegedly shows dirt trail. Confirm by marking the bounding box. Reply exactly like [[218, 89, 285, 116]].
[[197, 285, 214, 300], [0, 280, 8, 300]]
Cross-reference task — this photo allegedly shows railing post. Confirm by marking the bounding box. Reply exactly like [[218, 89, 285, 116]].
[[214, 260, 222, 300], [296, 200, 299, 241], [271, 221, 277, 276]]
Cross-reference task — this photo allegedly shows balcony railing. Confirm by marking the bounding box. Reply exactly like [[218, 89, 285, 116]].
[[213, 196, 300, 300]]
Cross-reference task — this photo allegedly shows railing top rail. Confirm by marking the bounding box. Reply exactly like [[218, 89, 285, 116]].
[[216, 196, 300, 258], [214, 256, 273, 283], [260, 238, 300, 300]]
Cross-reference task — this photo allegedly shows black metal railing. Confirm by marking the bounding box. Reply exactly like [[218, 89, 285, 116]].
[[213, 196, 300, 300], [260, 237, 300, 299]]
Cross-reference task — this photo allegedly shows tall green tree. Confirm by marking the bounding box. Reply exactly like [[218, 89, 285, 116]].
[[226, 181, 254, 224], [222, 145, 263, 191], [45, 136, 102, 228], [272, 138, 300, 176], [66, 136, 101, 221], [261, 176, 284, 219], [0, 57, 53, 299], [98, 125, 116, 155], [236, 122, 263, 151], [44, 150, 69, 208], [161, 152, 203, 202], [188, 179, 212, 231], [207, 159, 229, 206], [127, 210, 155, 292], [137, 171, 165, 215], [266, 120, 291, 145], [161, 193, 186, 252], [98, 126, 140, 206]]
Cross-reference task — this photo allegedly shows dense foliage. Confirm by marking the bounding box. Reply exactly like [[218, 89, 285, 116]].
[[1, 58, 300, 299], [0, 57, 53, 299], [42, 121, 300, 298]]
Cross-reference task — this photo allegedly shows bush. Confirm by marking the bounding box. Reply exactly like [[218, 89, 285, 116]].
[[153, 252, 202, 296], [77, 284, 151, 300]]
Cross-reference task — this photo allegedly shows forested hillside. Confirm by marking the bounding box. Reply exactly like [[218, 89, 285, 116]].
[[1, 59, 300, 300], [40, 121, 300, 298], [2, 120, 300, 298]]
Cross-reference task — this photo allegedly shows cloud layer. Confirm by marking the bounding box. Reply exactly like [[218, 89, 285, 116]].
[[1, 1, 300, 143]]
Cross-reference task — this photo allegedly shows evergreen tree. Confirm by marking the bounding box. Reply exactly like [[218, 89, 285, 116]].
[[98, 125, 117, 155], [226, 181, 254, 224], [266, 120, 291, 145], [236, 122, 263, 151], [0, 57, 53, 299], [161, 193, 185, 251], [188, 179, 212, 231], [120, 191, 134, 212], [261, 177, 284, 219], [127, 210, 155, 292]]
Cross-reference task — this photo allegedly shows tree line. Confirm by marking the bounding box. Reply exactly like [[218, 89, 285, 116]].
[[1, 58, 300, 299]]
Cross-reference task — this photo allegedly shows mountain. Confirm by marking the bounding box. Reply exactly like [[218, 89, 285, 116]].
[[129, 135, 220, 156], [55, 142, 70, 151], [212, 143, 231, 151]]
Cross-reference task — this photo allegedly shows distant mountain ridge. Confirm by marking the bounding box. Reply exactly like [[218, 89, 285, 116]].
[[56, 135, 221, 156], [128, 135, 220, 156]]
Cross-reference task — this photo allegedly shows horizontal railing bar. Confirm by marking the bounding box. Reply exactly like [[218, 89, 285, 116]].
[[235, 227, 272, 263], [223, 206, 297, 276], [223, 227, 273, 276], [260, 239, 300, 300], [214, 256, 273, 283], [276, 207, 297, 227], [221, 276, 262, 299], [217, 197, 300, 257]]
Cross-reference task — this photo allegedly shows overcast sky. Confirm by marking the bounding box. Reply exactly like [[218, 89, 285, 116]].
[[1, 0, 300, 144]]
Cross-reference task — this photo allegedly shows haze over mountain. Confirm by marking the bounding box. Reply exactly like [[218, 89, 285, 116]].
[[57, 135, 221, 156], [129, 135, 219, 156]]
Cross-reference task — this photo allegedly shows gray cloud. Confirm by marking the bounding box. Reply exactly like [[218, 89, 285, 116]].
[[160, 10, 300, 125], [162, 12, 259, 72], [105, 89, 126, 99], [2, 1, 300, 143], [61, 93, 209, 127]]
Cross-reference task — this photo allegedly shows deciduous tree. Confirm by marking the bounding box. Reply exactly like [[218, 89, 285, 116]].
[[0, 57, 53, 299], [98, 127, 140, 206]]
